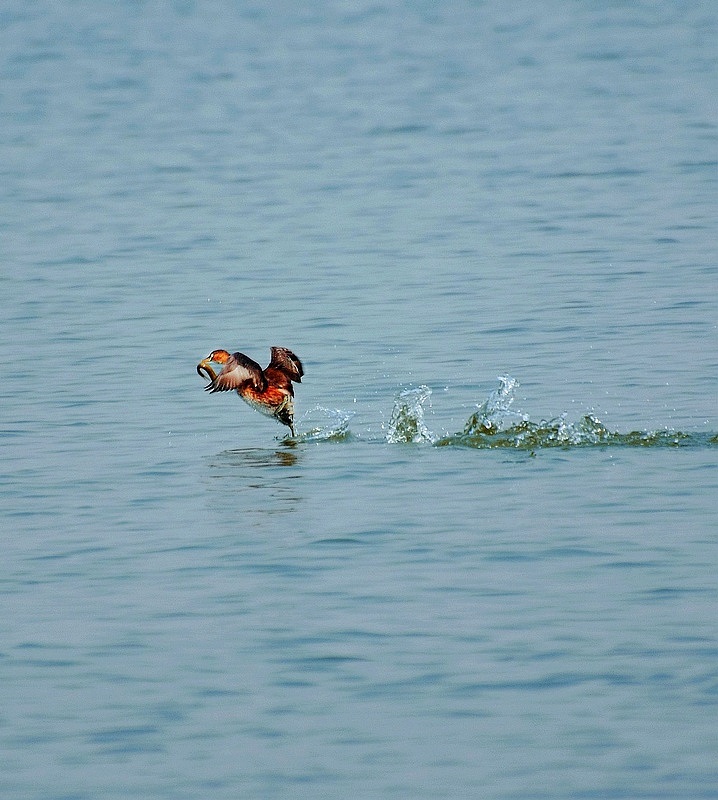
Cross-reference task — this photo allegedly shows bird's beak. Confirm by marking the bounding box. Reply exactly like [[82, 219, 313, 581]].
[[197, 357, 217, 382]]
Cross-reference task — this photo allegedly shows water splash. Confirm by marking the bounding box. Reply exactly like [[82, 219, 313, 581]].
[[463, 374, 528, 435], [292, 378, 716, 450], [436, 377, 710, 450], [438, 412, 706, 450], [295, 406, 354, 442], [385, 385, 436, 443]]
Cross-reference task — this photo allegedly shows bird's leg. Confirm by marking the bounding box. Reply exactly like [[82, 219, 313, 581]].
[[275, 396, 296, 437]]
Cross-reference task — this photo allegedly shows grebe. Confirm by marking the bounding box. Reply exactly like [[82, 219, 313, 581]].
[[197, 347, 304, 437]]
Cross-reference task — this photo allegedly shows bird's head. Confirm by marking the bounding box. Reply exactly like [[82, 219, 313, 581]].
[[207, 349, 231, 364], [197, 349, 231, 381]]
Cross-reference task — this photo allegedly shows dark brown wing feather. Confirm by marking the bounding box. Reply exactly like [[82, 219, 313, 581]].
[[206, 352, 266, 393], [269, 347, 304, 383]]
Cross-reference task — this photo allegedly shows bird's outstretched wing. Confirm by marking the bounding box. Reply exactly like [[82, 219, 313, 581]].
[[206, 352, 266, 393], [269, 347, 303, 383]]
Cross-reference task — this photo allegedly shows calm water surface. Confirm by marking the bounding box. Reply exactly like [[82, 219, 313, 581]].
[[1, 2, 717, 798]]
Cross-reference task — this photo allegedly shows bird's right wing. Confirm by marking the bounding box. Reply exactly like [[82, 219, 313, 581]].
[[206, 352, 266, 393]]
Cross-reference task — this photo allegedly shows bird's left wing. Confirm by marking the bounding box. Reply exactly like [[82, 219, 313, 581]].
[[269, 347, 304, 383]]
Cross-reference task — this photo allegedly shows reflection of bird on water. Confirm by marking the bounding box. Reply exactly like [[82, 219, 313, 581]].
[[197, 347, 304, 437]]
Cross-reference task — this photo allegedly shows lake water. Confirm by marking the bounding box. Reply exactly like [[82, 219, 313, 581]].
[[1, 2, 717, 798]]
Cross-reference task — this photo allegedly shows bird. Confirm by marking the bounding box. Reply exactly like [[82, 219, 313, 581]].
[[197, 347, 304, 437]]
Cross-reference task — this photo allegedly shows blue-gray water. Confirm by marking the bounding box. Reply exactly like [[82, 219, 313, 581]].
[[1, 2, 717, 798]]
